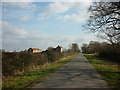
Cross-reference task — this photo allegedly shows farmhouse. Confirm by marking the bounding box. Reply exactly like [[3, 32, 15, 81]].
[[46, 45, 64, 52], [55, 45, 64, 52], [28, 48, 42, 53]]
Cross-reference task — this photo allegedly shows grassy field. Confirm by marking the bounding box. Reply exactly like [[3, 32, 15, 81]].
[[3, 54, 77, 89], [84, 54, 120, 89]]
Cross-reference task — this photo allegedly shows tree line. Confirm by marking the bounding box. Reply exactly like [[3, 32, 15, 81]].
[[81, 41, 120, 62]]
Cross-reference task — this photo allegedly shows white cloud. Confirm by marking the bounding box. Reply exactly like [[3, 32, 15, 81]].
[[38, 2, 91, 22], [74, 2, 91, 11], [2, 21, 28, 38], [2, 21, 97, 51], [18, 16, 32, 21], [0, 21, 2, 49], [60, 13, 89, 22], [2, 0, 92, 2], [2, 2, 36, 10], [44, 3, 73, 14], [38, 13, 50, 20], [38, 2, 73, 20]]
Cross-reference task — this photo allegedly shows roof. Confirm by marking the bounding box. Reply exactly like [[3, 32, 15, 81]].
[[29, 48, 41, 50], [47, 47, 54, 51], [56, 45, 63, 48]]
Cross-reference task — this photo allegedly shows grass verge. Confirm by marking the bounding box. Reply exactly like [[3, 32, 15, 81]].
[[3, 54, 77, 89], [84, 54, 120, 89]]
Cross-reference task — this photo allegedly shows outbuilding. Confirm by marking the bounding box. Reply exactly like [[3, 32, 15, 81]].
[[28, 48, 42, 53]]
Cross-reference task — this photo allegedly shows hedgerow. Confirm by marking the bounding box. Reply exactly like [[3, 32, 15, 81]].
[[2, 51, 74, 79]]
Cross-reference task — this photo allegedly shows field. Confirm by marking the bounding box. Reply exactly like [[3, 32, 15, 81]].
[[84, 54, 120, 89]]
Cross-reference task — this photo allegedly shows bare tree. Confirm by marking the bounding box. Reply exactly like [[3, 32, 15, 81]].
[[70, 43, 80, 53], [88, 41, 100, 53], [85, 1, 120, 53], [81, 43, 89, 53]]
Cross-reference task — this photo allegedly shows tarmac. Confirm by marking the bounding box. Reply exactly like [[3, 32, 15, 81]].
[[32, 53, 110, 88]]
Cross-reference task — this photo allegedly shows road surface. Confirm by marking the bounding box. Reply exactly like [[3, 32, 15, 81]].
[[32, 53, 109, 88]]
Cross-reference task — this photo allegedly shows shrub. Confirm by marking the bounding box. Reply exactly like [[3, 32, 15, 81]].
[[2, 51, 75, 79]]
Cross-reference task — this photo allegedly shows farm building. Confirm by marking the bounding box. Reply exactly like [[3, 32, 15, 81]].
[[47, 47, 54, 51], [28, 48, 42, 53], [55, 45, 64, 52], [46, 45, 64, 52]]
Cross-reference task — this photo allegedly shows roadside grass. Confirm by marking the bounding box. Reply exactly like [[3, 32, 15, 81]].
[[84, 54, 120, 89], [2, 54, 77, 89]]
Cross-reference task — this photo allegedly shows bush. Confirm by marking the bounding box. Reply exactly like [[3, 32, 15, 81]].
[[2, 51, 75, 79], [99, 45, 120, 61]]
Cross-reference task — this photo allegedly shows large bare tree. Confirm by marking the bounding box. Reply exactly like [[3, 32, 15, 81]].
[[85, 1, 120, 53]]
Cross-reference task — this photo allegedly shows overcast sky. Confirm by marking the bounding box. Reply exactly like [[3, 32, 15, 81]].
[[1, 1, 100, 51]]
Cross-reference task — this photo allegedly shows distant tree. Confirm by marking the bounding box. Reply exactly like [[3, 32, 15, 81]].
[[70, 43, 80, 53], [82, 41, 100, 54], [88, 41, 100, 53], [81, 43, 89, 53]]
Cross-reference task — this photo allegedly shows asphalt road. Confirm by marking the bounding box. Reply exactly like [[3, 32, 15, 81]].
[[32, 53, 109, 88]]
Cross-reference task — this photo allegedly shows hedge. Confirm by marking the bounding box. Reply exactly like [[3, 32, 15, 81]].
[[2, 51, 74, 79]]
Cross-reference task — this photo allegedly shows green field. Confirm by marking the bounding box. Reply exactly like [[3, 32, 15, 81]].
[[84, 54, 120, 89], [3, 54, 77, 89]]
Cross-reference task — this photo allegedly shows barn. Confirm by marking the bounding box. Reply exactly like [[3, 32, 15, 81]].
[[28, 48, 42, 53]]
